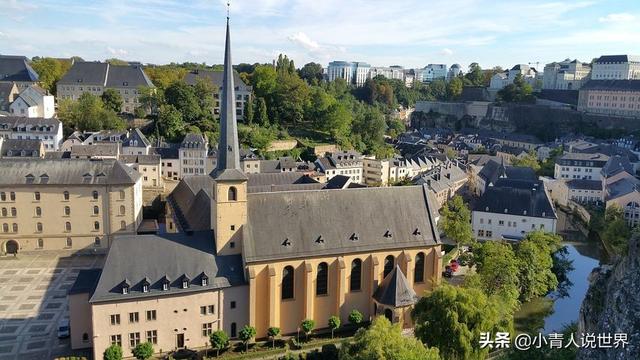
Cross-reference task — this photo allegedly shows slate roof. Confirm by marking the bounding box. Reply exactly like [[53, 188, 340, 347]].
[[324, 175, 352, 189], [89, 232, 245, 303], [594, 55, 638, 64], [0, 116, 61, 133], [243, 185, 439, 263], [0, 82, 18, 109], [125, 128, 151, 148], [168, 175, 214, 231], [152, 146, 179, 159], [119, 154, 160, 165], [58, 62, 153, 88], [581, 80, 640, 92], [181, 133, 207, 149], [0, 55, 39, 82], [372, 265, 418, 307], [606, 177, 640, 200], [68, 269, 102, 295], [567, 179, 602, 190], [478, 159, 504, 183], [601, 155, 633, 178], [184, 69, 252, 91], [504, 166, 537, 181], [474, 180, 556, 219], [106, 64, 153, 88], [0, 139, 42, 157], [70, 143, 119, 158], [0, 159, 140, 185], [247, 172, 319, 190]]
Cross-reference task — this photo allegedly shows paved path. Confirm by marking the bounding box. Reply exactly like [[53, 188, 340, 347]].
[[0, 252, 104, 360]]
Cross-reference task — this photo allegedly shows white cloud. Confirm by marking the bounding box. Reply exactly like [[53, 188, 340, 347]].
[[598, 13, 636, 23], [288, 32, 319, 51], [107, 47, 128, 56], [440, 48, 453, 56]]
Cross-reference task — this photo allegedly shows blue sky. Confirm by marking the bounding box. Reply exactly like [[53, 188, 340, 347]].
[[1, 0, 639, 71]]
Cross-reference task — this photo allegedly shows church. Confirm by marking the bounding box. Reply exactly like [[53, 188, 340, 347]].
[[68, 17, 442, 360]]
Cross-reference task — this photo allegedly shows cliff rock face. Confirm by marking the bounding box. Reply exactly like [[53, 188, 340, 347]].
[[577, 234, 640, 359]]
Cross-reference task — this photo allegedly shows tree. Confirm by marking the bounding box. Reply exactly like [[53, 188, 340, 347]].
[[464, 63, 484, 86], [446, 77, 463, 100], [497, 74, 534, 103], [299, 62, 324, 84], [516, 231, 562, 302], [30, 57, 72, 94], [412, 284, 505, 360], [145, 66, 188, 90], [601, 205, 631, 255], [156, 104, 185, 142], [328, 315, 341, 339], [164, 81, 201, 123], [255, 97, 269, 126], [439, 195, 473, 248], [244, 97, 254, 124], [238, 325, 256, 352], [267, 327, 280, 349], [349, 309, 364, 327], [210, 330, 229, 357], [132, 342, 153, 360], [251, 65, 277, 100], [511, 150, 541, 172], [103, 344, 123, 360], [300, 319, 315, 341], [137, 86, 162, 115], [57, 93, 125, 132], [386, 118, 406, 139], [101, 89, 124, 113], [429, 79, 447, 101], [339, 316, 440, 360]]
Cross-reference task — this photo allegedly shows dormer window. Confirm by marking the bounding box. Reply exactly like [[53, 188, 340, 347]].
[[122, 285, 129, 294], [201, 274, 209, 286], [182, 280, 189, 289], [162, 282, 169, 291], [142, 284, 149, 293]]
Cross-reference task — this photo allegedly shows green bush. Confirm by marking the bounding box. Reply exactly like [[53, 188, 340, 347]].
[[348, 309, 364, 326], [103, 344, 123, 360], [132, 342, 154, 359]]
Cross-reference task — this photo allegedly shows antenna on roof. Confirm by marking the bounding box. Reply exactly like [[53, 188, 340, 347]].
[[226, 1, 230, 21]]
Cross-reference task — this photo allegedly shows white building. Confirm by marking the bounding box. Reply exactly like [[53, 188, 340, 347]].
[[542, 59, 591, 90], [326, 61, 371, 87], [0, 116, 63, 151], [9, 85, 55, 118], [591, 55, 640, 80], [424, 64, 447, 82], [489, 64, 538, 90], [179, 133, 209, 176], [447, 64, 462, 81], [315, 150, 364, 183], [472, 179, 557, 241], [554, 152, 609, 180], [362, 154, 440, 186]]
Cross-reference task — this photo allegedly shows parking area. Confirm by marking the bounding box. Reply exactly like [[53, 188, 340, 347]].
[[0, 252, 104, 360]]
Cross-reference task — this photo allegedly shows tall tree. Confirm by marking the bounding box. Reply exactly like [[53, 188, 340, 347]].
[[439, 195, 473, 249], [516, 231, 562, 301], [30, 57, 72, 94], [497, 74, 534, 103], [447, 77, 463, 100], [464, 63, 484, 86], [244, 97, 254, 124], [511, 150, 541, 172], [340, 317, 440, 360], [164, 81, 201, 123], [429, 79, 447, 101], [299, 62, 324, 84], [255, 97, 269, 126], [156, 104, 185, 142], [412, 284, 506, 360], [101, 88, 123, 113], [57, 93, 125, 132]]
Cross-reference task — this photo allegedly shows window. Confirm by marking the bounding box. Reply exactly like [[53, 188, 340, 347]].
[[0, 192, 5, 201], [129, 332, 140, 348], [119, 205, 125, 215], [208, 305, 215, 313], [66, 237, 72, 247], [37, 238, 43, 249], [122, 285, 129, 294], [146, 310, 156, 321], [119, 190, 125, 200], [110, 314, 121, 325], [65, 222, 71, 232], [282, 266, 294, 300], [129, 312, 139, 323], [94, 221, 100, 231], [9, 192, 15, 201], [316, 262, 328, 296], [92, 190, 99, 200], [1, 208, 5, 216], [202, 276, 208, 286], [12, 223, 17, 232], [93, 206, 99, 215], [35, 207, 41, 217], [478, 230, 485, 237], [182, 279, 189, 289], [230, 301, 236, 309], [82, 333, 89, 342], [94, 237, 101, 247], [414, 252, 425, 283], [142, 283, 149, 293], [162, 281, 169, 291], [120, 221, 126, 230], [34, 192, 40, 201], [110, 334, 122, 346], [64, 206, 71, 216], [10, 207, 16, 217], [383, 255, 394, 278], [228, 186, 237, 201], [202, 323, 214, 337], [36, 222, 43, 232], [146, 330, 157, 344], [231, 323, 237, 338], [4, 223, 10, 232], [63, 191, 69, 201], [350, 259, 362, 291], [200, 306, 207, 315]]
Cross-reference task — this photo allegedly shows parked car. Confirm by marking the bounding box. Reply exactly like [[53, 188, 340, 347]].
[[57, 319, 70, 339], [443, 266, 453, 278]]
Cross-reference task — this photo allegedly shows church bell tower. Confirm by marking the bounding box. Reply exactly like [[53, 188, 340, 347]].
[[210, 13, 248, 256]]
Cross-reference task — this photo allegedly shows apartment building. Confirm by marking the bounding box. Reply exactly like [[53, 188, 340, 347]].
[[591, 55, 640, 80], [577, 80, 640, 118], [542, 59, 591, 90], [57, 62, 154, 114], [9, 85, 55, 118], [119, 155, 163, 189], [554, 152, 609, 180], [315, 150, 364, 183], [179, 133, 209, 176], [0, 159, 142, 254], [0, 116, 63, 151], [327, 61, 371, 87]]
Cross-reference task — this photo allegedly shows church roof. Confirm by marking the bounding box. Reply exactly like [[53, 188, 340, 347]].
[[372, 265, 418, 307], [0, 158, 139, 185], [242, 185, 439, 263]]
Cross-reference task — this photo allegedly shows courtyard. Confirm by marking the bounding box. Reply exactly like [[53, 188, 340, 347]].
[[0, 252, 104, 360]]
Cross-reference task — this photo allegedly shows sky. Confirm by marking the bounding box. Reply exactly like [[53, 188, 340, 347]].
[[1, 0, 639, 71]]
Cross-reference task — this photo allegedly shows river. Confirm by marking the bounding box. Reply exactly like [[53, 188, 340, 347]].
[[514, 212, 604, 334]]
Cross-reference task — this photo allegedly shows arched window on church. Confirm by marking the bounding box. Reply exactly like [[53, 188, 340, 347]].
[[316, 262, 328, 296], [282, 266, 294, 300], [383, 255, 394, 278], [228, 186, 237, 201], [414, 252, 425, 283], [350, 258, 362, 292]]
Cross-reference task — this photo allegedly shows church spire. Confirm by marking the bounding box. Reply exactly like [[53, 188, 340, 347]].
[[215, 7, 242, 176]]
